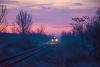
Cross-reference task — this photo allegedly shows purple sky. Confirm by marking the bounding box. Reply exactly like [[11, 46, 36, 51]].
[[1, 0, 100, 35]]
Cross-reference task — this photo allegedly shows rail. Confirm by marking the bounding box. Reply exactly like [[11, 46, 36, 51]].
[[0, 44, 51, 67]]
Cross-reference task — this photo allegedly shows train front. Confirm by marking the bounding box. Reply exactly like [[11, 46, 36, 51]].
[[51, 37, 58, 44]]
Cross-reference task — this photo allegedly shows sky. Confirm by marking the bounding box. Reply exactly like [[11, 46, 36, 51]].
[[1, 0, 100, 35]]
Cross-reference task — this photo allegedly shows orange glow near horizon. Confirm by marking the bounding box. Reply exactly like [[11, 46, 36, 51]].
[[6, 25, 72, 35], [1, 0, 98, 35], [45, 26, 72, 35]]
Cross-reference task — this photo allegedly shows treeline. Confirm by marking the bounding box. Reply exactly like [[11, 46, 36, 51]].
[[60, 8, 100, 59], [0, 3, 51, 58], [0, 4, 44, 34], [0, 3, 50, 43]]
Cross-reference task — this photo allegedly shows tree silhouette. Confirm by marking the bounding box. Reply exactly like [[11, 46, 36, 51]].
[[16, 10, 33, 34], [86, 8, 100, 46], [35, 25, 45, 34], [71, 16, 88, 55], [0, 3, 8, 33]]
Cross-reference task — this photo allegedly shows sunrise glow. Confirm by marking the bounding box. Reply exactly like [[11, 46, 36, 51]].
[[1, 0, 100, 35]]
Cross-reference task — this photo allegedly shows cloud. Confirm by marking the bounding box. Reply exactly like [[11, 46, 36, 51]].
[[73, 3, 83, 6], [2, 0, 100, 10], [0, 0, 20, 9], [3, 1, 19, 4]]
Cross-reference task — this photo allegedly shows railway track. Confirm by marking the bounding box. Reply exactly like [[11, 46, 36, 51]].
[[0, 44, 51, 67]]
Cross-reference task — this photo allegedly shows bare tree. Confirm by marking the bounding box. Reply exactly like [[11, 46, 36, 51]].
[[11, 22, 17, 33], [86, 8, 100, 45], [35, 25, 45, 34], [97, 8, 100, 21], [0, 3, 8, 33], [71, 16, 88, 54], [16, 10, 33, 34], [86, 8, 100, 58]]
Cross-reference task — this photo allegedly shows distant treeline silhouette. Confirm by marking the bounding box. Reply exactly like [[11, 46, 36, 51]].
[[60, 8, 100, 60]]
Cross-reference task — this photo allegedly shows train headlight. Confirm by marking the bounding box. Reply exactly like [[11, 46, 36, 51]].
[[52, 39, 53, 41], [55, 39, 58, 42]]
